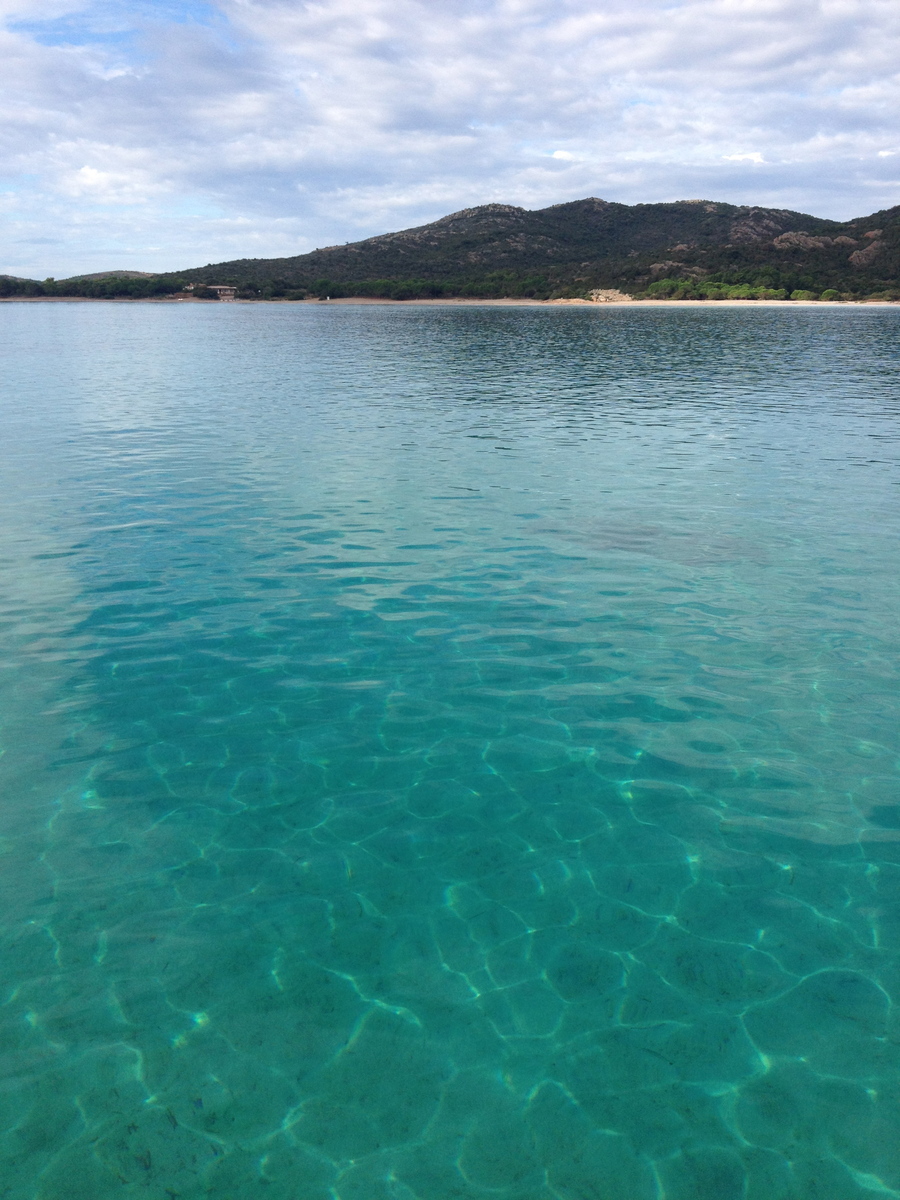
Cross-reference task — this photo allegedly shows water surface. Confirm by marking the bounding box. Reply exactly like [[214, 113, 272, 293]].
[[1, 303, 900, 1199]]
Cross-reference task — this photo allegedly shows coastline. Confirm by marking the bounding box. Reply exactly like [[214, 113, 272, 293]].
[[1, 295, 898, 307]]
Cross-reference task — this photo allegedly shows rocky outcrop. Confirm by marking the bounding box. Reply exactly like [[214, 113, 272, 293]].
[[774, 231, 833, 250], [729, 208, 795, 243], [588, 289, 634, 303], [849, 241, 885, 267]]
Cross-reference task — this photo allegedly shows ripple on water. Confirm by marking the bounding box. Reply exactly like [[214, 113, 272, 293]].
[[0, 303, 899, 1199]]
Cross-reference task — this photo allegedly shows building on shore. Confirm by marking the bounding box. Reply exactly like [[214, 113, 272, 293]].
[[180, 284, 237, 301]]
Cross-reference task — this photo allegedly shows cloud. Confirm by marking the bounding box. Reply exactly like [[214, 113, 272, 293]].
[[1, 0, 899, 275]]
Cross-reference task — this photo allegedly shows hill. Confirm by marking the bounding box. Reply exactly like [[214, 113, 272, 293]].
[[58, 270, 156, 282], [164, 197, 900, 301], [2, 197, 898, 301]]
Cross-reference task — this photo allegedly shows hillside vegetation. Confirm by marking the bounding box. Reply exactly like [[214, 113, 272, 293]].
[[3, 198, 898, 301]]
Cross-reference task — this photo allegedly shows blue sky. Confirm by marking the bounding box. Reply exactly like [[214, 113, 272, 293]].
[[1, 0, 899, 277]]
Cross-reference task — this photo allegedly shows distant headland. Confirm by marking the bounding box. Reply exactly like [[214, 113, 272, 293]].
[[2, 197, 898, 303]]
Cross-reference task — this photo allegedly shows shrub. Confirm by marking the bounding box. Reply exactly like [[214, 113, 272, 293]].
[[645, 278, 683, 297], [790, 289, 818, 301], [725, 284, 756, 299], [820, 289, 841, 301]]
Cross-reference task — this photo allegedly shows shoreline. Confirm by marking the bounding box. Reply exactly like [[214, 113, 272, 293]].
[[1, 295, 897, 308]]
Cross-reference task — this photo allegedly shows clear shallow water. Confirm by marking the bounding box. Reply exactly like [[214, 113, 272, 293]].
[[1, 302, 900, 1200]]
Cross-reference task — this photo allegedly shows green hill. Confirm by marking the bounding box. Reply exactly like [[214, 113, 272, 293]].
[[3, 197, 898, 301], [166, 197, 900, 301], [58, 270, 156, 281]]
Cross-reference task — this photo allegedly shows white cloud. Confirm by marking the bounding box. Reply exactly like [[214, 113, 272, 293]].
[[1, 0, 899, 276]]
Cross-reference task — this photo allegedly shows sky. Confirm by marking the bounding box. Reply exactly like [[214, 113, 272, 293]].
[[1, 0, 899, 278]]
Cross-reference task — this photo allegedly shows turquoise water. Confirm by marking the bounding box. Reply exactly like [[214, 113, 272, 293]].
[[1, 302, 900, 1200]]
